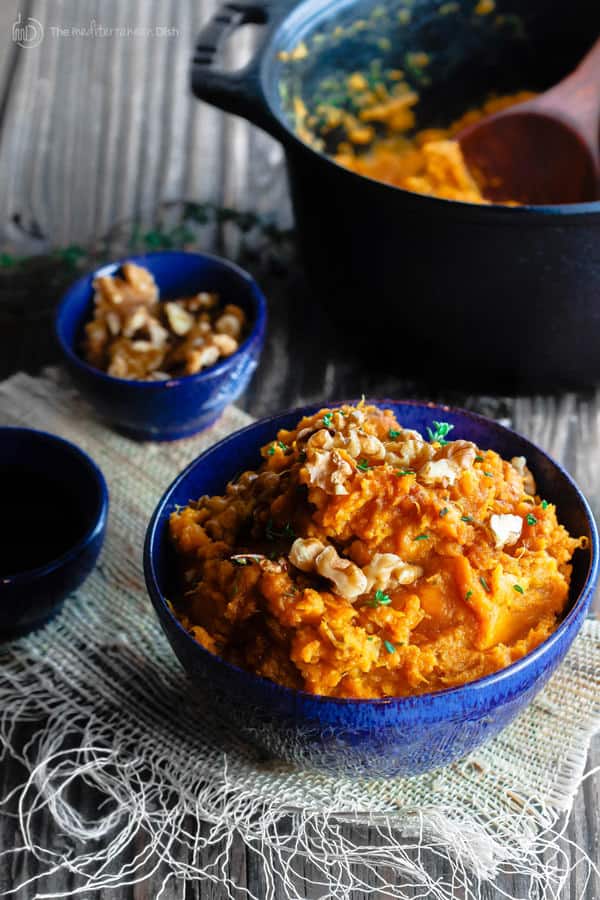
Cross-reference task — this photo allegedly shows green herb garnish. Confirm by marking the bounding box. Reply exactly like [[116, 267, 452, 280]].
[[426, 421, 454, 445], [267, 445, 276, 456], [479, 575, 490, 593], [384, 640, 396, 654], [461, 515, 474, 523], [396, 468, 415, 477], [465, 590, 473, 601], [277, 440, 288, 452], [483, 472, 493, 478], [439, 507, 449, 517], [265, 518, 296, 541], [513, 584, 525, 594], [541, 500, 549, 510], [414, 533, 429, 541], [366, 589, 392, 608], [357, 459, 372, 472], [322, 413, 333, 428], [526, 513, 538, 526], [388, 429, 402, 440], [475, 455, 484, 462]]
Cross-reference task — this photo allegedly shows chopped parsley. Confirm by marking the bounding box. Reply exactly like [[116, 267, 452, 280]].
[[322, 412, 333, 428], [526, 513, 538, 526], [396, 468, 415, 477], [357, 459, 372, 472], [384, 640, 396, 654], [277, 440, 288, 452], [475, 455, 484, 462], [439, 507, 449, 517], [366, 589, 392, 608], [541, 500, 549, 510], [426, 421, 454, 446], [465, 590, 473, 601], [461, 515, 474, 523], [513, 584, 525, 594], [388, 428, 402, 440], [267, 445, 276, 456], [479, 575, 490, 593], [414, 533, 429, 541], [265, 518, 296, 541], [483, 472, 493, 478]]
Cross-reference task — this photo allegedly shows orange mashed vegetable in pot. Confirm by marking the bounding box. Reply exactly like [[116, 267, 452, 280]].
[[330, 87, 536, 203], [169, 403, 584, 699]]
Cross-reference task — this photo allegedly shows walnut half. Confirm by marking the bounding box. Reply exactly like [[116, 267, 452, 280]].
[[289, 538, 368, 600]]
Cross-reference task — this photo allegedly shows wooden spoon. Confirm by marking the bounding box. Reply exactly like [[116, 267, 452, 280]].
[[457, 37, 600, 205]]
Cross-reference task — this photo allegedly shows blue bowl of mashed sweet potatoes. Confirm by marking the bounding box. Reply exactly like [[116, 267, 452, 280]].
[[144, 400, 598, 776]]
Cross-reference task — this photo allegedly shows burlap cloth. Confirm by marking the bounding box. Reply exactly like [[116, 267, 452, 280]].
[[1, 369, 599, 899]]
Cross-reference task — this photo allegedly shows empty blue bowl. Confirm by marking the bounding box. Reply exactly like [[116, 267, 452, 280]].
[[55, 251, 267, 441], [144, 401, 599, 776], [0, 427, 109, 636]]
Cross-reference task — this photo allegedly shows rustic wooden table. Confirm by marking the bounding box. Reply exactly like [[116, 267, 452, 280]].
[[0, 2, 598, 897]]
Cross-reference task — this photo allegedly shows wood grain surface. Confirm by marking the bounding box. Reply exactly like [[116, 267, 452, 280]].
[[0, 2, 598, 897]]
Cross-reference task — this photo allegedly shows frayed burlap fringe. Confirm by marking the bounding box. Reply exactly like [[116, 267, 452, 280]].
[[1, 370, 599, 899]]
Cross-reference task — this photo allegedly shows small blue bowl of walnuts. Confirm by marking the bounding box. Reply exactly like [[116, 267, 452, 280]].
[[55, 251, 267, 441]]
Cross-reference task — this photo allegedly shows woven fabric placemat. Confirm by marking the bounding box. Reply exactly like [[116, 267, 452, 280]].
[[1, 369, 599, 900]]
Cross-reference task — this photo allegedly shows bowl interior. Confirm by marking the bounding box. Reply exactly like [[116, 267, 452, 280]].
[[0, 428, 106, 578], [150, 401, 596, 646], [266, 0, 600, 152], [56, 251, 262, 368]]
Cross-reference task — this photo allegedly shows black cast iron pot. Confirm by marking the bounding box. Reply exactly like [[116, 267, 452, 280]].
[[191, 0, 600, 390]]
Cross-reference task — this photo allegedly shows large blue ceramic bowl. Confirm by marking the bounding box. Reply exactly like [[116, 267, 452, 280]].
[[144, 401, 599, 777], [55, 251, 267, 441], [0, 428, 109, 636]]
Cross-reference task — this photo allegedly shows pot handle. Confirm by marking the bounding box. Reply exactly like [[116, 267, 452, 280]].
[[190, 0, 291, 142]]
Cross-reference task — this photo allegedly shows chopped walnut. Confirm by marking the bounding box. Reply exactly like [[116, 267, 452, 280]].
[[304, 448, 354, 495], [289, 538, 326, 572], [306, 429, 335, 451], [441, 440, 478, 470], [215, 305, 245, 340], [419, 458, 458, 486], [212, 334, 238, 357], [289, 538, 367, 600], [363, 553, 423, 592], [511, 456, 536, 495], [185, 344, 220, 374], [164, 301, 195, 336], [385, 432, 435, 469], [489, 513, 523, 548], [314, 545, 368, 600], [82, 262, 248, 381], [419, 441, 477, 486]]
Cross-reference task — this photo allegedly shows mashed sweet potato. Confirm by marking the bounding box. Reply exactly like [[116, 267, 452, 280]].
[[334, 91, 536, 203], [169, 404, 584, 699]]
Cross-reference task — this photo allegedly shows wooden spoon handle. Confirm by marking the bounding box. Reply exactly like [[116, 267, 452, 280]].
[[535, 36, 600, 149]]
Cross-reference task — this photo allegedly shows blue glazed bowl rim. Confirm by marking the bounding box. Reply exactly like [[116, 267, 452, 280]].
[[0, 426, 109, 584], [262, 0, 600, 217], [54, 250, 268, 390], [144, 398, 599, 708]]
